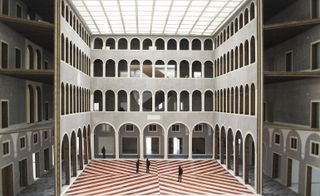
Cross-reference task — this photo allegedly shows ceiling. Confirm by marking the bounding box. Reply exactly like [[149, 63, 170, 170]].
[[71, 0, 244, 36]]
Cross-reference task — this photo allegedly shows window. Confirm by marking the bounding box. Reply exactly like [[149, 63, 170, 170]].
[[285, 51, 293, 72], [16, 4, 22, 18], [20, 137, 26, 149], [311, 102, 320, 128], [44, 131, 48, 140], [311, 42, 320, 70], [1, 42, 9, 68], [194, 124, 203, 132], [33, 133, 38, 144], [126, 124, 134, 132], [149, 125, 156, 132], [44, 102, 49, 120], [2, 141, 9, 156], [1, 100, 9, 128], [172, 124, 179, 132], [312, 0, 320, 18], [310, 141, 319, 157], [15, 48, 21, 68], [274, 133, 280, 145], [290, 137, 298, 150], [2, 0, 9, 15], [44, 61, 48, 70]]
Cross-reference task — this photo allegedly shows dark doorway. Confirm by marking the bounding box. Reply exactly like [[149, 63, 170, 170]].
[[192, 137, 205, 154], [272, 153, 281, 179], [2, 164, 14, 196], [19, 159, 28, 187], [1, 101, 9, 128], [311, 102, 320, 128], [44, 148, 50, 171], [285, 51, 293, 72]]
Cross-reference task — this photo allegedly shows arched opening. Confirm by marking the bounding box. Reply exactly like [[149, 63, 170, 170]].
[[192, 123, 213, 158], [130, 60, 140, 78], [118, 38, 127, 50], [192, 90, 202, 111], [244, 134, 255, 187], [106, 38, 115, 49], [245, 85, 249, 115], [105, 90, 115, 111], [180, 91, 189, 111], [119, 123, 140, 158], [61, 1, 65, 17], [231, 88, 234, 113], [251, 84, 255, 115], [118, 60, 128, 77], [240, 86, 244, 114], [142, 91, 152, 112], [167, 90, 177, 111], [124, 91, 137, 112], [244, 9, 249, 25], [231, 22, 234, 36], [235, 87, 239, 114], [83, 127, 88, 164], [61, 83, 65, 115], [227, 52, 230, 73], [93, 59, 103, 77], [61, 34, 65, 61], [142, 60, 152, 78], [227, 129, 234, 170], [204, 39, 213, 50], [214, 125, 220, 159], [70, 131, 77, 177], [155, 60, 165, 78], [130, 38, 140, 50], [235, 46, 239, 69], [106, 59, 115, 77], [155, 38, 165, 50], [36, 49, 41, 69], [155, 90, 165, 111], [28, 85, 35, 123], [36, 87, 42, 121], [26, 45, 34, 69], [118, 90, 127, 111], [240, 43, 244, 68], [235, 18, 238, 33], [231, 49, 234, 71], [239, 14, 244, 29], [167, 60, 177, 78], [245, 40, 249, 66], [94, 123, 115, 158], [250, 3, 255, 21], [205, 91, 213, 111], [94, 38, 103, 49], [93, 90, 102, 111], [204, 61, 213, 78], [77, 129, 83, 170], [168, 123, 189, 158], [167, 39, 177, 50], [192, 61, 202, 78], [143, 124, 164, 158], [61, 134, 70, 186], [250, 36, 256, 63], [235, 131, 243, 177], [220, 127, 226, 164], [179, 60, 189, 78], [192, 39, 201, 50], [143, 39, 152, 50], [180, 39, 189, 50]]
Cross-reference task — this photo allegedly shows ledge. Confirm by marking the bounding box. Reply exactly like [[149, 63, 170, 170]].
[[0, 68, 54, 84], [264, 122, 320, 132], [0, 120, 53, 135], [264, 70, 320, 84]]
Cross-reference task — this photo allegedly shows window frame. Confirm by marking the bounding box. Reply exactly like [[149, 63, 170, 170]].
[[125, 124, 134, 132], [2, 140, 10, 157], [284, 50, 293, 72], [19, 136, 27, 150], [33, 132, 39, 145], [1, 0, 10, 15], [310, 140, 320, 157], [43, 130, 49, 141], [310, 40, 320, 71], [15, 47, 22, 69], [289, 136, 298, 151], [1, 40, 9, 68], [0, 99, 9, 129], [194, 124, 203, 132], [148, 124, 157, 132], [274, 133, 281, 145], [16, 2, 23, 18], [172, 124, 180, 132]]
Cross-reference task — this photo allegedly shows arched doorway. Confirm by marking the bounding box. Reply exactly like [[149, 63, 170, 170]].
[[77, 129, 83, 170], [192, 123, 213, 158], [235, 130, 243, 177], [61, 134, 70, 186], [88, 125, 92, 160], [227, 129, 234, 170], [220, 127, 226, 164], [168, 123, 189, 159], [214, 125, 220, 159], [83, 127, 88, 164], [70, 131, 77, 177], [244, 134, 255, 187], [119, 123, 140, 158], [94, 123, 115, 158], [143, 123, 164, 158]]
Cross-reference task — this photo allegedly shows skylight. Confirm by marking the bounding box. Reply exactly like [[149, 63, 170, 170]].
[[71, 0, 244, 35]]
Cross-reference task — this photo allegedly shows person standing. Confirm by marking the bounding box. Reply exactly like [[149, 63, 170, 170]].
[[101, 146, 106, 158], [136, 158, 140, 173], [178, 165, 183, 182], [146, 158, 151, 173]]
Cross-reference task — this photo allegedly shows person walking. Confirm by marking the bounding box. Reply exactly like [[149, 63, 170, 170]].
[[146, 158, 151, 173], [101, 146, 106, 158], [136, 158, 140, 173], [178, 165, 183, 182]]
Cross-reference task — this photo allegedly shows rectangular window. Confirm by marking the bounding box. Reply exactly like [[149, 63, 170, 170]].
[[172, 124, 180, 132], [15, 48, 21, 68], [290, 137, 298, 150], [285, 51, 293, 72], [16, 4, 22, 18], [33, 133, 38, 144], [194, 124, 203, 132], [312, 0, 320, 18], [2, 0, 9, 15], [20, 137, 26, 149], [1, 100, 9, 128], [125, 124, 133, 132], [1, 42, 9, 68], [274, 133, 281, 145], [312, 42, 320, 70], [311, 102, 320, 128], [44, 131, 48, 140], [149, 124, 156, 132], [2, 141, 9, 156], [311, 141, 319, 156]]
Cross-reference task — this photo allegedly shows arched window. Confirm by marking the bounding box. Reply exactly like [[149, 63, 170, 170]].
[[167, 39, 177, 50], [235, 87, 239, 114], [105, 90, 115, 111], [192, 61, 202, 78], [130, 38, 140, 50], [155, 38, 165, 50], [204, 39, 213, 50], [205, 91, 213, 111], [142, 91, 152, 112], [251, 84, 255, 115], [250, 3, 255, 21], [61, 34, 65, 61], [93, 91, 102, 111], [244, 9, 249, 25], [61, 83, 65, 115], [167, 91, 177, 111], [66, 6, 69, 22], [106, 38, 115, 49], [231, 50, 234, 71], [227, 52, 230, 72], [167, 60, 177, 78], [192, 39, 201, 50], [235, 18, 238, 33], [130, 90, 140, 111], [142, 60, 152, 78], [245, 40, 249, 66], [231, 88, 234, 113], [118, 38, 127, 50], [227, 88, 230, 113], [65, 38, 69, 64], [61, 1, 65, 17], [155, 90, 165, 111], [155, 60, 165, 78], [240, 86, 244, 114], [192, 91, 202, 111], [36, 87, 42, 121], [180, 39, 189, 50], [245, 85, 249, 115], [180, 60, 189, 78], [35, 49, 41, 69], [93, 59, 103, 77], [239, 44, 244, 68], [94, 38, 103, 49], [118, 90, 127, 111], [106, 60, 115, 77], [230, 22, 234, 36], [180, 91, 189, 111], [66, 84, 69, 114], [26, 45, 34, 69], [239, 14, 243, 29], [235, 46, 239, 69], [227, 26, 230, 39], [143, 39, 152, 50], [204, 61, 213, 78], [118, 60, 128, 77], [250, 36, 256, 63], [130, 60, 140, 78]]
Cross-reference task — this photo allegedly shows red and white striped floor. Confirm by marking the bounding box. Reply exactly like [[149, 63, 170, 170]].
[[65, 160, 253, 195]]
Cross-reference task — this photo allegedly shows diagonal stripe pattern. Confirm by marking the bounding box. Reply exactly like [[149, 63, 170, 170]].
[[65, 160, 252, 195]]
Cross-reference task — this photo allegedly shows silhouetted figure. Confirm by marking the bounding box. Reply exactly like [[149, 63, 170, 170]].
[[136, 158, 140, 173], [146, 158, 151, 173], [178, 165, 183, 182], [101, 146, 106, 158]]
